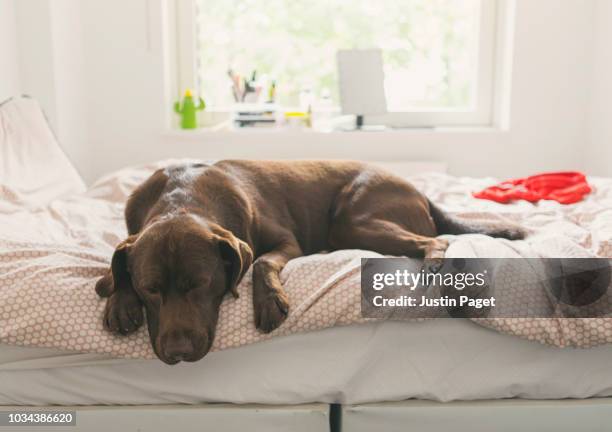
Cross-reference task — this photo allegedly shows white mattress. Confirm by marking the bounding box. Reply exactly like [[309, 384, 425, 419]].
[[2, 319, 612, 406]]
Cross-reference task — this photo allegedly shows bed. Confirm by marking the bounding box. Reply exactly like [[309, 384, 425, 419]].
[[2, 96, 612, 431]]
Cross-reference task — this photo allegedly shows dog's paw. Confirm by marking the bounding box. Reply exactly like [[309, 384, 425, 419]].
[[254, 290, 289, 334], [423, 257, 444, 274], [103, 290, 144, 335], [424, 238, 449, 260]]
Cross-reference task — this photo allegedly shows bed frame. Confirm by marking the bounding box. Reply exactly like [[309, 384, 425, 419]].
[[341, 398, 612, 432]]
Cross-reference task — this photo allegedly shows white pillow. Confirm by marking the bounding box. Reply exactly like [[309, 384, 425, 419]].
[[0, 96, 85, 205]]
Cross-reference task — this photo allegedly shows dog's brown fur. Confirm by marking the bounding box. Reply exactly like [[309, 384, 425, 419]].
[[95, 160, 523, 364]]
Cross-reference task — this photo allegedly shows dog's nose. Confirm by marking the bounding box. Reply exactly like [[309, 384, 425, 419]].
[[162, 332, 195, 362]]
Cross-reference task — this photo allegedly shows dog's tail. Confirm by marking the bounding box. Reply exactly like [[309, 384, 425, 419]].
[[428, 199, 525, 240]]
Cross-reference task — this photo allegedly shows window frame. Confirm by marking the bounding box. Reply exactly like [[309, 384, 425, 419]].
[[170, 0, 508, 129]]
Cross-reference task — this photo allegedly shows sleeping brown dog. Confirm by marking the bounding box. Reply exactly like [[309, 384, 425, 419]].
[[95, 160, 523, 364]]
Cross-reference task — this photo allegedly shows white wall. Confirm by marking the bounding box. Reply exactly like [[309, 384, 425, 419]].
[[0, 0, 20, 101], [10, 0, 608, 183], [12, 0, 89, 176], [13, 0, 57, 127], [586, 0, 612, 176], [47, 0, 89, 177], [80, 0, 168, 183]]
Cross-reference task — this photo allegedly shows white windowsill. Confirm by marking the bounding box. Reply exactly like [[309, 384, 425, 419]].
[[162, 125, 507, 140]]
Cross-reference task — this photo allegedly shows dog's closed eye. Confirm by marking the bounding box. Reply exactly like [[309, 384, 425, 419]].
[[145, 285, 160, 294]]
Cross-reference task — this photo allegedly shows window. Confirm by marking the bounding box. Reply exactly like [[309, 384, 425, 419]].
[[173, 0, 501, 127]]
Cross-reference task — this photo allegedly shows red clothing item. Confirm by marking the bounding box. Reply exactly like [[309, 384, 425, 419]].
[[473, 172, 591, 204]]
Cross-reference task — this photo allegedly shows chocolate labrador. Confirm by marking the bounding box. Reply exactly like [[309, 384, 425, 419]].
[[95, 160, 523, 364]]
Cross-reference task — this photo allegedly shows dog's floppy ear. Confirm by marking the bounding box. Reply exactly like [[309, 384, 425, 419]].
[[95, 235, 138, 298], [215, 229, 253, 298]]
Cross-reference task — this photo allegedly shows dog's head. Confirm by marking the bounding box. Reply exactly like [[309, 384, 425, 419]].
[[108, 215, 252, 364]]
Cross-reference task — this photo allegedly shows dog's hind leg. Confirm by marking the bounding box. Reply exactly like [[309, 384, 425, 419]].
[[329, 219, 448, 259]]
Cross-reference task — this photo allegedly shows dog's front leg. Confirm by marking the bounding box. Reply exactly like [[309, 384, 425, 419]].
[[252, 240, 302, 333]]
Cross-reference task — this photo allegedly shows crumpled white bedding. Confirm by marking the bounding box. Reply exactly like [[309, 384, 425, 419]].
[[0, 97, 85, 205], [2, 162, 612, 358]]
